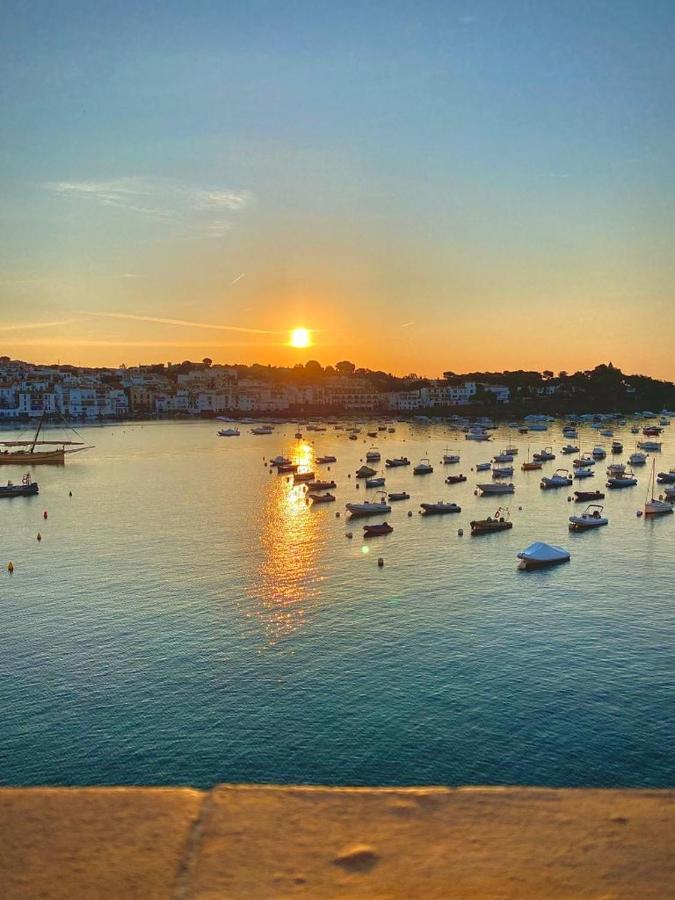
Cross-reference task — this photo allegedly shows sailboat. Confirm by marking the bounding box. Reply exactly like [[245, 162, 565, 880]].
[[644, 459, 673, 517], [0, 411, 93, 465], [521, 446, 542, 471]]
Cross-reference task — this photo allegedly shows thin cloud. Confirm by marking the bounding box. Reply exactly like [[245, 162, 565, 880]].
[[400, 321, 415, 328], [84, 311, 282, 335], [7, 339, 279, 349], [230, 273, 246, 285], [0, 319, 75, 332]]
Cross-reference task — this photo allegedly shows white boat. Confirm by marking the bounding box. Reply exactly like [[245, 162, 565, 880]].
[[251, 425, 274, 435], [442, 448, 460, 464], [606, 469, 638, 488], [533, 446, 555, 462], [477, 482, 515, 495], [569, 504, 608, 531], [414, 457, 434, 475], [464, 431, 491, 441], [493, 451, 514, 463], [218, 428, 240, 436], [574, 467, 595, 479], [420, 501, 461, 515], [629, 451, 648, 466], [517, 542, 570, 570], [475, 462, 492, 471], [346, 491, 391, 518], [365, 446, 381, 461], [644, 460, 674, 517], [540, 468, 573, 489]]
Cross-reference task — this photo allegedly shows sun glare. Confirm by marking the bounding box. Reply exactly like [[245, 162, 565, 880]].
[[290, 327, 311, 348]]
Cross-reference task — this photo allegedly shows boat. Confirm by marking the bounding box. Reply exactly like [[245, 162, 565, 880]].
[[348, 433, 358, 440], [599, 429, 614, 437], [664, 486, 675, 502], [533, 446, 555, 462], [505, 446, 518, 455], [528, 424, 548, 432], [442, 448, 460, 464], [540, 468, 573, 489], [367, 431, 378, 438], [569, 504, 609, 531], [631, 426, 640, 434], [574, 490, 605, 502], [573, 456, 595, 468], [0, 473, 39, 498], [356, 465, 377, 478], [493, 451, 514, 463], [309, 479, 336, 490], [387, 427, 396, 433], [250, 425, 274, 435], [218, 427, 240, 436], [363, 522, 393, 536], [475, 462, 492, 471], [629, 451, 648, 466], [643, 426, 663, 436], [492, 466, 514, 478], [606, 469, 638, 488], [270, 455, 291, 466], [657, 472, 675, 484], [644, 460, 674, 516], [464, 431, 491, 441], [316, 455, 337, 464], [517, 542, 570, 570], [611, 441, 623, 454], [574, 467, 595, 479], [606, 463, 626, 477], [293, 471, 316, 484], [365, 476, 386, 488], [365, 446, 381, 461], [0, 410, 93, 465], [521, 448, 542, 471], [591, 446, 607, 459], [477, 482, 514, 495], [388, 491, 410, 501], [470, 507, 512, 535], [445, 473, 467, 484], [420, 501, 461, 515], [277, 463, 299, 474], [413, 458, 434, 475], [385, 457, 410, 468], [561, 444, 580, 455], [346, 492, 391, 518], [637, 440, 662, 452], [307, 491, 336, 504]]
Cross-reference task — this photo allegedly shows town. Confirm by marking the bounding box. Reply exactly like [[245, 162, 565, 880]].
[[1, 356, 673, 421]]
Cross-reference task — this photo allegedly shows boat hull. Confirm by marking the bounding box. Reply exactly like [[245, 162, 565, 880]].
[[0, 449, 65, 465]]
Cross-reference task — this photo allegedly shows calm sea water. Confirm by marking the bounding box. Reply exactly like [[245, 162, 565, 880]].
[[1, 419, 673, 787]]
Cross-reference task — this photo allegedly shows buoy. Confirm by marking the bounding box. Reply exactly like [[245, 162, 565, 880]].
[[378, 557, 384, 567], [567, 496, 571, 502], [37, 533, 42, 542], [346, 532, 353, 539], [637, 510, 643, 517], [43, 511, 48, 519], [348, 473, 351, 478], [408, 510, 413, 517], [336, 512, 340, 518], [7, 561, 14, 573], [518, 506, 522, 511], [69, 491, 72, 497], [356, 483, 360, 489], [474, 490, 478, 496], [458, 528, 463, 536]]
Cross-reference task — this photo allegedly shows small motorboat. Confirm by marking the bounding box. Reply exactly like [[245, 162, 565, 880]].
[[420, 501, 461, 515], [218, 427, 240, 436], [308, 491, 336, 504], [643, 426, 663, 436], [387, 427, 396, 433], [445, 474, 467, 484], [0, 473, 39, 498], [251, 425, 274, 435], [277, 463, 299, 474], [529, 424, 548, 432], [348, 434, 358, 441], [413, 458, 434, 475], [293, 471, 316, 484], [310, 479, 336, 491], [664, 486, 675, 502], [365, 476, 386, 488], [517, 542, 570, 570], [442, 448, 460, 464], [365, 446, 381, 461], [475, 462, 492, 471], [630, 426, 640, 434], [637, 440, 662, 452], [492, 466, 514, 478], [356, 465, 377, 478], [606, 470, 638, 488], [573, 456, 595, 468], [388, 491, 410, 501], [477, 482, 514, 495], [346, 491, 392, 518], [574, 490, 605, 502], [569, 504, 608, 531], [591, 446, 607, 459], [657, 472, 675, 484], [533, 447, 556, 462], [363, 522, 393, 537], [611, 441, 623, 454], [599, 429, 614, 437], [505, 446, 518, 455], [493, 451, 514, 463], [561, 444, 579, 455], [470, 507, 512, 535], [606, 463, 626, 477], [385, 457, 410, 468], [540, 468, 573, 489], [574, 467, 595, 480], [367, 431, 378, 438], [465, 431, 491, 441], [316, 455, 337, 464], [270, 455, 291, 466], [629, 451, 648, 466]]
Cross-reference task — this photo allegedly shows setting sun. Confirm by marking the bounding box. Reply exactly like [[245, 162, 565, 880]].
[[289, 327, 311, 348]]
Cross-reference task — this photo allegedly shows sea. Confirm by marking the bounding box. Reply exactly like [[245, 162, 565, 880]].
[[1, 418, 673, 788]]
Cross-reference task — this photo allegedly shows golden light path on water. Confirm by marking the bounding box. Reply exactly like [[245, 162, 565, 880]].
[[251, 439, 324, 645]]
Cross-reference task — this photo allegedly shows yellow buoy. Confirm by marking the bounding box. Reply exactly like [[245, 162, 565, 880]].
[[7, 561, 14, 573]]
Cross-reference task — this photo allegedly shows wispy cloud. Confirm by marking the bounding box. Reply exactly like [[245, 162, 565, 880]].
[[230, 273, 246, 285], [42, 176, 254, 238], [0, 319, 75, 333], [84, 311, 282, 335], [400, 321, 415, 328], [7, 339, 279, 349]]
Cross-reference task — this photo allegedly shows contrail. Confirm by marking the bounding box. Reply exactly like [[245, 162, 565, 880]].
[[400, 321, 415, 328], [84, 311, 281, 335], [0, 319, 74, 332], [230, 273, 245, 285]]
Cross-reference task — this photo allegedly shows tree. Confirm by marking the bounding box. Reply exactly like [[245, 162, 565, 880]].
[[335, 360, 355, 375], [202, 357, 213, 368], [304, 360, 324, 378]]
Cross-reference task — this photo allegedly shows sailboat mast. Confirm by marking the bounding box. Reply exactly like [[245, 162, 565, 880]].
[[30, 410, 46, 454]]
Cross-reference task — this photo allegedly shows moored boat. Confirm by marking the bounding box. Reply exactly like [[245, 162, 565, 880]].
[[569, 504, 608, 531], [0, 473, 39, 498], [470, 507, 512, 535], [444, 474, 467, 484], [316, 455, 337, 464], [420, 501, 461, 515], [540, 468, 573, 489], [346, 491, 391, 518], [385, 457, 410, 468], [517, 542, 570, 570], [307, 491, 336, 504], [574, 490, 605, 502], [477, 482, 515, 495], [533, 446, 555, 462], [363, 522, 393, 536], [413, 457, 434, 475], [388, 491, 410, 501], [309, 479, 336, 491], [644, 460, 674, 516], [218, 427, 240, 436], [293, 471, 316, 484], [356, 465, 377, 478], [365, 476, 386, 488]]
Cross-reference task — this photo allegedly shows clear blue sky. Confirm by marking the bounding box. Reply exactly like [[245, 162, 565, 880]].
[[2, 1, 674, 375]]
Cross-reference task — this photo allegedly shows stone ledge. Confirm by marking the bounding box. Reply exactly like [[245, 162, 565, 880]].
[[1, 786, 673, 898]]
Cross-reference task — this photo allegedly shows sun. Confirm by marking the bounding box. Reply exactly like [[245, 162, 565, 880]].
[[289, 327, 311, 348]]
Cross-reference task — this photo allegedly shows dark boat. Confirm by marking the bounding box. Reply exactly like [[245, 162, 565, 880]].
[[0, 473, 39, 498], [316, 455, 337, 464], [574, 490, 605, 502], [277, 463, 299, 473], [657, 472, 675, 484], [470, 507, 512, 535], [293, 471, 315, 484], [307, 492, 336, 504], [363, 522, 393, 537], [444, 474, 467, 484], [388, 491, 410, 501], [308, 479, 336, 490], [385, 457, 410, 468]]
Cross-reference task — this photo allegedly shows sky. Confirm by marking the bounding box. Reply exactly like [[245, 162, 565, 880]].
[[2, 0, 675, 378]]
